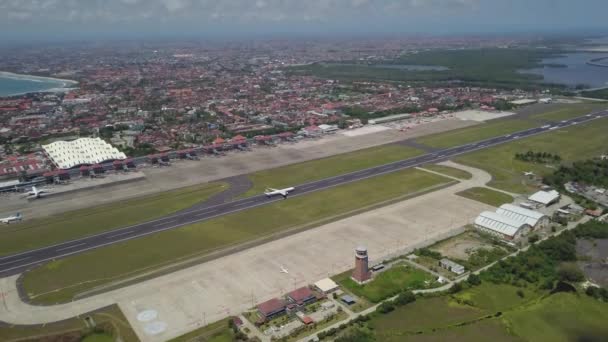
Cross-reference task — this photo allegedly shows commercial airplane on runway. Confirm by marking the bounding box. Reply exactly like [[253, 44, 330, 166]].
[[280, 265, 289, 274], [0, 212, 22, 224], [264, 187, 295, 199], [23, 186, 49, 199]]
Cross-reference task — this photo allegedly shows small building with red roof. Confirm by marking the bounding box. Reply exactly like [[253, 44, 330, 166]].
[[257, 298, 287, 320], [287, 287, 317, 306]]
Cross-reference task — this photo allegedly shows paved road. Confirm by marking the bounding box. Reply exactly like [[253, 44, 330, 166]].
[[0, 111, 606, 278]]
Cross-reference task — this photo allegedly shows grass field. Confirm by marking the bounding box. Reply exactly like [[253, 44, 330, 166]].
[[415, 103, 606, 149], [456, 187, 514, 207], [0, 182, 227, 256], [82, 333, 115, 342], [22, 169, 452, 304], [387, 319, 520, 342], [420, 164, 473, 180], [349, 281, 608, 342], [0, 305, 139, 342], [504, 293, 608, 342], [454, 283, 542, 312], [334, 263, 436, 303], [370, 296, 486, 333], [169, 318, 233, 342], [455, 117, 608, 193], [241, 144, 423, 197]]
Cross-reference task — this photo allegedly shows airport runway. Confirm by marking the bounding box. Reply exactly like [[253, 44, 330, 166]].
[[0, 111, 606, 277]]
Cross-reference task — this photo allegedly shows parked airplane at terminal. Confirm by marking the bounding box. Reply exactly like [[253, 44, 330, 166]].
[[264, 187, 295, 199], [0, 213, 22, 224], [23, 186, 49, 199]]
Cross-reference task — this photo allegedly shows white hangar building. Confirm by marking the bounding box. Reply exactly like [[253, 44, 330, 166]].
[[496, 204, 550, 229], [474, 211, 531, 240], [43, 137, 127, 169]]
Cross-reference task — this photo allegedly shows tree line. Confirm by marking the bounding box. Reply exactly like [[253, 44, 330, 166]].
[[515, 150, 562, 164]]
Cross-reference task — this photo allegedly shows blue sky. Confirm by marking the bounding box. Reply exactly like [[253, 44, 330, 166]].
[[0, 0, 607, 40]]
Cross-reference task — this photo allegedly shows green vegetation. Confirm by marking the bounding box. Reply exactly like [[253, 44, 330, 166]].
[[22, 169, 452, 304], [288, 48, 565, 89], [505, 293, 608, 342], [456, 117, 608, 193], [456, 187, 514, 207], [514, 150, 561, 164], [241, 144, 423, 197], [169, 318, 238, 342], [335, 263, 436, 303], [0, 305, 139, 342], [416, 119, 535, 149], [324, 221, 608, 342], [461, 247, 509, 270], [82, 333, 115, 342], [545, 158, 608, 189], [370, 296, 485, 333], [416, 103, 606, 149], [420, 164, 473, 180], [0, 182, 227, 256], [581, 88, 608, 100], [285, 310, 349, 342]]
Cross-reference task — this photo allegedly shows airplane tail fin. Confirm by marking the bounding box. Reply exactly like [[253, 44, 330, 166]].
[[16, 212, 22, 218]]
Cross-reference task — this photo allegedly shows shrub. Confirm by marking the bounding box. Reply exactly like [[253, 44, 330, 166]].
[[449, 282, 463, 294], [528, 235, 540, 244], [377, 301, 395, 314], [394, 291, 416, 306], [466, 274, 482, 286], [558, 263, 585, 282]]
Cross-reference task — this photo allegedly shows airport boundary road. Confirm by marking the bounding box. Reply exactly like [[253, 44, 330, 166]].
[[0, 110, 606, 278]]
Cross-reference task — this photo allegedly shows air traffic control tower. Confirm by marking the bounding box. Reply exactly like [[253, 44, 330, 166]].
[[352, 246, 371, 284]]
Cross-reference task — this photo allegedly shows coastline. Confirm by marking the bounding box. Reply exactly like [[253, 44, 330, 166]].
[[0, 71, 79, 97]]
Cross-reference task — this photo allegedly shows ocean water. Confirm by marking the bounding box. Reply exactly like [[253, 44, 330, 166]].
[[0, 75, 69, 97], [519, 52, 608, 88]]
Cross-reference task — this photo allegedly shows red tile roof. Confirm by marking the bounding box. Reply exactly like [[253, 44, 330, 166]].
[[257, 298, 287, 317], [287, 287, 314, 304]]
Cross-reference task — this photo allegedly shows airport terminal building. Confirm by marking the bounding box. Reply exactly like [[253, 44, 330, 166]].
[[42, 137, 127, 169]]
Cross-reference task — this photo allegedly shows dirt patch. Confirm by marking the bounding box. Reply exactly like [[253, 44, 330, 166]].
[[430, 231, 493, 260]]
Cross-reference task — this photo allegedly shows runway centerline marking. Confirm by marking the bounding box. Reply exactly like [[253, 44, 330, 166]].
[[56, 242, 87, 252], [0, 257, 30, 266], [106, 230, 135, 238]]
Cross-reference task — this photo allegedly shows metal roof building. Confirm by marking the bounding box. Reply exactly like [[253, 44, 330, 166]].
[[474, 211, 531, 240], [314, 278, 339, 294], [496, 204, 549, 228], [42, 138, 127, 169], [528, 190, 561, 206]]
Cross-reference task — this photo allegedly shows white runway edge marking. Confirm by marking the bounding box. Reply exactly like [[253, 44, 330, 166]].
[[106, 230, 135, 239], [0, 256, 30, 266], [56, 242, 87, 252]]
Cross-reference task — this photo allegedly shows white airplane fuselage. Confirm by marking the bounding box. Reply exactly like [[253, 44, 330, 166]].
[[1, 213, 22, 224], [264, 187, 295, 198]]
